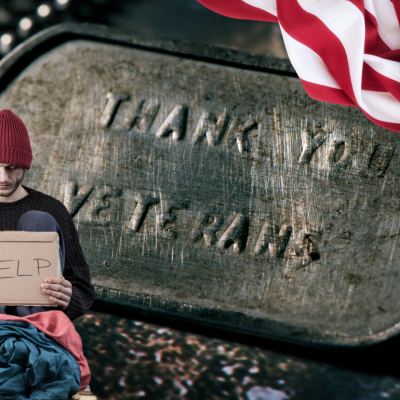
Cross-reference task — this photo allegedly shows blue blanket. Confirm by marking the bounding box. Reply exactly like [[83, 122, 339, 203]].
[[0, 321, 80, 399]]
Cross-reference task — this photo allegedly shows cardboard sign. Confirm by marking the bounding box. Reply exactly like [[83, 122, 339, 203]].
[[0, 232, 61, 306]]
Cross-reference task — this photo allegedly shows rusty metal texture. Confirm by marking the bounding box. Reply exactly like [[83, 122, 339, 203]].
[[0, 23, 398, 346]]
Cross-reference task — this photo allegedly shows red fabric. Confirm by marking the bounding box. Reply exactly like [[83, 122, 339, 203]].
[[391, 0, 400, 25], [300, 79, 357, 107], [361, 110, 400, 133], [346, 0, 366, 14], [0, 110, 32, 170], [363, 62, 400, 101], [364, 10, 392, 55], [197, 0, 278, 22], [277, 0, 357, 105], [374, 48, 400, 63], [0, 311, 90, 391]]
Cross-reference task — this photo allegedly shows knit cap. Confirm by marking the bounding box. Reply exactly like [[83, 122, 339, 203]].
[[0, 110, 32, 169]]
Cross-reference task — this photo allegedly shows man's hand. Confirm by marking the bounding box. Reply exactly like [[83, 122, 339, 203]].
[[41, 278, 72, 311]]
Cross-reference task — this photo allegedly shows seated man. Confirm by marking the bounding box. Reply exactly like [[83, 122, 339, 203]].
[[0, 109, 96, 398]]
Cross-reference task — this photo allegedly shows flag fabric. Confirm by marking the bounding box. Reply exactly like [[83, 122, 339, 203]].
[[197, 0, 400, 133]]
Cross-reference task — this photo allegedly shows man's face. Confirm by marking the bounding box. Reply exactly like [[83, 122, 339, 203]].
[[0, 164, 25, 198]]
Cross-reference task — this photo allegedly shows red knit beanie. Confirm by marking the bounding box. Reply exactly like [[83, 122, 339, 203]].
[[0, 110, 32, 169]]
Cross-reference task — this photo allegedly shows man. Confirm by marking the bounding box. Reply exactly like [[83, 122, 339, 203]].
[[0, 109, 95, 320]]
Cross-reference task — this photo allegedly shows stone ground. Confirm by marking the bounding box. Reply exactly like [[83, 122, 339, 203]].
[[74, 311, 400, 400]]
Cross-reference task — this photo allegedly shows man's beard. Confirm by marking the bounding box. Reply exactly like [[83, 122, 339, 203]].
[[0, 173, 24, 197]]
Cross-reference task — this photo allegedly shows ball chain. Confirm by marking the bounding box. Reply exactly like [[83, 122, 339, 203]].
[[0, 0, 118, 56]]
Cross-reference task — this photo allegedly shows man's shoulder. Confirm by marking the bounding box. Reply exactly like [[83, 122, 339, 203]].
[[24, 187, 77, 239], [24, 186, 69, 216]]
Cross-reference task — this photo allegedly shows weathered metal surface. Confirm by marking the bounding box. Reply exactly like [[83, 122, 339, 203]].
[[1, 24, 400, 345]]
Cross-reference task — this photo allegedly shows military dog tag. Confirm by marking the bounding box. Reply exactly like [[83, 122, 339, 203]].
[[1, 24, 398, 345]]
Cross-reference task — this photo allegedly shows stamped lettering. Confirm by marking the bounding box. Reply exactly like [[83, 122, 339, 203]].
[[123, 99, 160, 134], [156, 105, 189, 141], [298, 122, 327, 165], [192, 110, 230, 146], [190, 213, 224, 246], [100, 95, 397, 182], [128, 194, 159, 232], [290, 230, 322, 268], [216, 213, 249, 253], [90, 186, 122, 227], [328, 134, 354, 169], [157, 198, 190, 240], [60, 181, 322, 264], [100, 92, 129, 127], [368, 144, 395, 177], [226, 118, 258, 153], [64, 181, 94, 218], [254, 223, 292, 258]]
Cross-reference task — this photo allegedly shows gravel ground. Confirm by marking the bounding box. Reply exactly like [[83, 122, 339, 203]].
[[74, 311, 400, 400]]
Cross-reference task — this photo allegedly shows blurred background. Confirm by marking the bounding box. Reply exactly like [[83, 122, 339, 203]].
[[3, 2, 400, 400], [0, 0, 288, 58]]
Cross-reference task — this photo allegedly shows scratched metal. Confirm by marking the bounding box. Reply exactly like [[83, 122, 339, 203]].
[[1, 24, 400, 345]]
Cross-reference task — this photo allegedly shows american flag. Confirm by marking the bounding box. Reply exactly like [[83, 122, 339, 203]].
[[198, 0, 400, 133]]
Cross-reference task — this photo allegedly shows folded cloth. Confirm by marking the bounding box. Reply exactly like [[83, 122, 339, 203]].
[[0, 311, 91, 393], [0, 320, 80, 399]]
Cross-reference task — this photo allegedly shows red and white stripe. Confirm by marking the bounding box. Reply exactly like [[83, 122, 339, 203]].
[[198, 0, 400, 133]]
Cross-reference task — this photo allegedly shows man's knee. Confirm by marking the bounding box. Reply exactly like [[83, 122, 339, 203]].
[[17, 211, 58, 232]]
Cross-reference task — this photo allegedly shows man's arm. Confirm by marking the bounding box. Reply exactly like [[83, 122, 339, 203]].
[[41, 202, 96, 320], [37, 198, 96, 320], [61, 233, 96, 320]]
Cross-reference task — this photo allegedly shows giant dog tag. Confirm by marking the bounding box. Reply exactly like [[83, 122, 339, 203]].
[[1, 24, 399, 345]]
